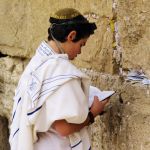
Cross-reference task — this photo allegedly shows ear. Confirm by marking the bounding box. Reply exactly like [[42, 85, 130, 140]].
[[67, 31, 76, 41]]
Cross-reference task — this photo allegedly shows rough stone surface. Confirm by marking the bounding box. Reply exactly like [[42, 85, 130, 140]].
[[86, 70, 150, 150], [0, 57, 29, 119], [0, 0, 150, 150], [0, 58, 150, 150], [117, 0, 150, 76], [0, 0, 114, 73], [0, 116, 10, 150]]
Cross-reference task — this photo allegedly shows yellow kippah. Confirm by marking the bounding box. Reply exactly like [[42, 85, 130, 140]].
[[51, 8, 81, 19]]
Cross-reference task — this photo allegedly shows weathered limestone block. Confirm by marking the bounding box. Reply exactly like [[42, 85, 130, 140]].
[[0, 0, 114, 73], [0, 0, 31, 57], [0, 56, 29, 119], [0, 116, 10, 150], [117, 0, 150, 75], [86, 70, 150, 150], [74, 17, 114, 73], [0, 57, 150, 150], [114, 83, 150, 150]]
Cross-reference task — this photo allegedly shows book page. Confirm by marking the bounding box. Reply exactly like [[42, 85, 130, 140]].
[[89, 86, 115, 107]]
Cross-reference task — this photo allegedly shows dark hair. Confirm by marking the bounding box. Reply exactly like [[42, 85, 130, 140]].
[[48, 14, 97, 42]]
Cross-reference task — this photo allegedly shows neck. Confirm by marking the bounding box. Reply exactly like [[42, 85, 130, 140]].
[[47, 40, 64, 54]]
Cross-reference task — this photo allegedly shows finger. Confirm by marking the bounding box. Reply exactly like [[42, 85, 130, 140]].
[[94, 96, 99, 101], [94, 96, 98, 99], [101, 99, 109, 105]]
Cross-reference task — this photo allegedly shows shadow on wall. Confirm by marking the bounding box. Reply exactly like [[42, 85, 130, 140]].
[[0, 116, 10, 150]]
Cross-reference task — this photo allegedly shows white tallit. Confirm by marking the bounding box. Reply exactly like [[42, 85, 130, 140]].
[[9, 41, 91, 150]]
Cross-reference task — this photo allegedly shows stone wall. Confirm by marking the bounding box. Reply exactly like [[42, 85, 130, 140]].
[[86, 71, 150, 150], [0, 116, 10, 150], [117, 0, 150, 75], [0, 0, 150, 150]]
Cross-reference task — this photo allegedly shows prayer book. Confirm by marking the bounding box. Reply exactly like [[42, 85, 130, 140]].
[[89, 86, 115, 107]]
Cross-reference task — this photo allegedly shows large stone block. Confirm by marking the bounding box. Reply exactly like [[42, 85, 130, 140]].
[[0, 0, 31, 57], [0, 0, 114, 73], [0, 56, 28, 118], [73, 17, 114, 73], [86, 70, 150, 150], [0, 116, 10, 150], [0, 57, 150, 149], [117, 0, 150, 75]]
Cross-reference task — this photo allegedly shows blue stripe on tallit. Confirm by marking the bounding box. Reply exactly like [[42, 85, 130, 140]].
[[12, 97, 22, 121], [17, 97, 21, 104], [43, 77, 73, 85], [38, 85, 60, 99], [13, 128, 19, 138], [43, 74, 78, 83], [37, 41, 55, 56], [34, 59, 50, 72], [27, 105, 42, 116], [30, 77, 64, 100], [31, 85, 60, 102], [12, 110, 16, 122], [71, 140, 82, 148], [34, 56, 67, 72], [32, 75, 78, 101]]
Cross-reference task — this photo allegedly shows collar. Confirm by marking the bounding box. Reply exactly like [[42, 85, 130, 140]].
[[36, 41, 68, 60]]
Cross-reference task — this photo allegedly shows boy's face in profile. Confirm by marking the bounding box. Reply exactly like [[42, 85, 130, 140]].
[[67, 38, 88, 60], [63, 31, 89, 60]]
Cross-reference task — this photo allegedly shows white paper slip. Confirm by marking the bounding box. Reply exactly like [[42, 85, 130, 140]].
[[89, 86, 115, 107]]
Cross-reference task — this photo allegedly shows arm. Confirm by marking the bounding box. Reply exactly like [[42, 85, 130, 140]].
[[52, 96, 108, 137], [51, 117, 90, 136]]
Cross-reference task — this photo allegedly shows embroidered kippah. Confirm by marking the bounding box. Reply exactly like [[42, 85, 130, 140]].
[[50, 8, 81, 19], [49, 8, 97, 32]]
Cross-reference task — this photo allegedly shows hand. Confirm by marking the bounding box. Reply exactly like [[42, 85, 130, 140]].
[[90, 96, 109, 117], [101, 98, 109, 105]]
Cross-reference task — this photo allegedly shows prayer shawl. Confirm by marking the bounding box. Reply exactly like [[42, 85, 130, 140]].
[[9, 41, 91, 150]]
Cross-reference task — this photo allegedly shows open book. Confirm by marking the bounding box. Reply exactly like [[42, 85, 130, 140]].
[[89, 86, 115, 107]]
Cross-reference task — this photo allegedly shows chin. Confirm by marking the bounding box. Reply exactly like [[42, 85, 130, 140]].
[[69, 55, 76, 60], [69, 57, 74, 60]]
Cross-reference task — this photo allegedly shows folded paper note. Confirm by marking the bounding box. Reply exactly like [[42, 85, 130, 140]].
[[89, 86, 115, 107]]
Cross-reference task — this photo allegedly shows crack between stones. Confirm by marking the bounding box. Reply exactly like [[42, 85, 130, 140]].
[[112, 0, 123, 75]]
